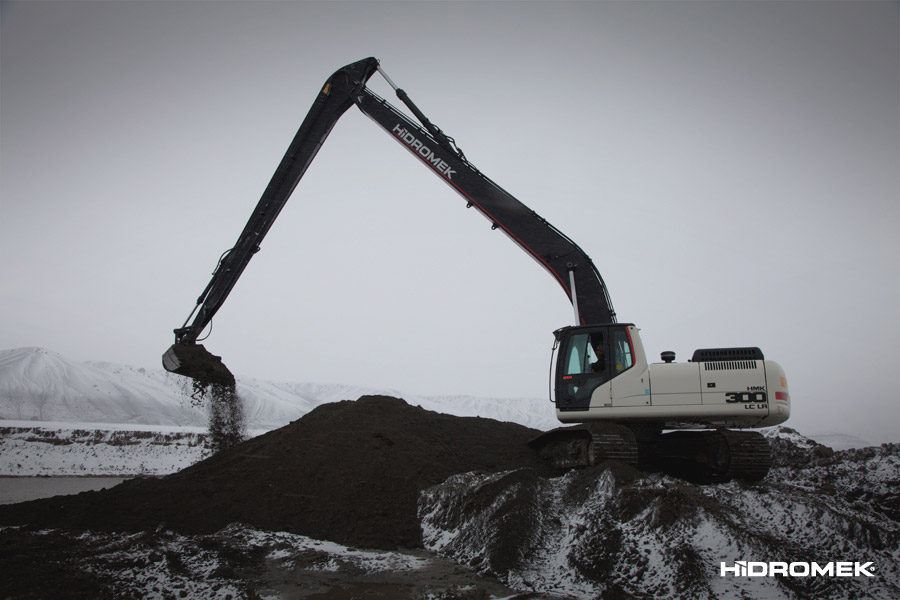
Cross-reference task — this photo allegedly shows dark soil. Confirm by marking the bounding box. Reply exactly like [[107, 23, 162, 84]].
[[0, 396, 554, 550]]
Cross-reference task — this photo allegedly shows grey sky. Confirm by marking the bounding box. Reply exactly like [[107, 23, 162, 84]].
[[1, 1, 897, 444]]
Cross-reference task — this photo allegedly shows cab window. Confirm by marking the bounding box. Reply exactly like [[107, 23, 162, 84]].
[[563, 333, 604, 376], [611, 327, 634, 373]]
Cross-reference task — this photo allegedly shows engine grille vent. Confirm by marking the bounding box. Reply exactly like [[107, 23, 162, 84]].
[[704, 360, 758, 371], [692, 347, 764, 362]]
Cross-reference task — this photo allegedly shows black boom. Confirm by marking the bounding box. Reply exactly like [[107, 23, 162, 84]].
[[169, 57, 615, 363]]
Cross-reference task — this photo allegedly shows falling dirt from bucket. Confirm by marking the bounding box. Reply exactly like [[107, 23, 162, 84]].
[[162, 344, 244, 452]]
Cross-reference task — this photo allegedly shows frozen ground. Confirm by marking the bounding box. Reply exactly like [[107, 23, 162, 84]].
[[0, 523, 541, 600], [0, 422, 212, 476], [418, 433, 900, 600]]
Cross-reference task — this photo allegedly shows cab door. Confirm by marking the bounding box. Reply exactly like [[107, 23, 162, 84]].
[[608, 326, 647, 407], [554, 326, 615, 411]]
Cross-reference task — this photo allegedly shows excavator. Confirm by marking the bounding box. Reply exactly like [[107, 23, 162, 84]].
[[163, 58, 790, 482]]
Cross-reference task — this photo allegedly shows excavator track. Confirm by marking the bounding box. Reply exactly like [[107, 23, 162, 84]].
[[591, 426, 639, 466], [637, 428, 772, 483], [528, 423, 639, 469], [530, 425, 770, 484], [717, 429, 771, 482]]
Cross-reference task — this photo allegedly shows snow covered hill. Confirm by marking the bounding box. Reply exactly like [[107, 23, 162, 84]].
[[0, 348, 203, 426], [0, 347, 558, 431]]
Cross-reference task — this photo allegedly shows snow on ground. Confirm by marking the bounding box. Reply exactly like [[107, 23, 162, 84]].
[[419, 432, 900, 600], [0, 423, 211, 476], [1, 523, 529, 599], [3, 524, 421, 599]]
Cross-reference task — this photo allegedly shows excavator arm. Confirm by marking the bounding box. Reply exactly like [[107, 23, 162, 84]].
[[353, 84, 615, 326], [163, 57, 614, 384], [170, 58, 380, 349]]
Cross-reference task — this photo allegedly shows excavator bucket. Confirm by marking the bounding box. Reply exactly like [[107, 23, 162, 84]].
[[162, 343, 235, 387]]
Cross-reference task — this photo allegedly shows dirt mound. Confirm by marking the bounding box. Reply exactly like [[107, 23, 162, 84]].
[[0, 396, 553, 549], [420, 456, 900, 599]]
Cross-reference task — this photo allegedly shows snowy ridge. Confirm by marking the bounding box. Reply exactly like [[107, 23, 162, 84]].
[[0, 348, 201, 426], [0, 347, 557, 432], [807, 431, 875, 452]]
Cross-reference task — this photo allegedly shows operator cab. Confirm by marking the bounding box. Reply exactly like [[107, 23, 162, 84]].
[[553, 324, 638, 411]]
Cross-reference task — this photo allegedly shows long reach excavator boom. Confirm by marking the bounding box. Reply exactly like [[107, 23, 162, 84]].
[[165, 57, 613, 376], [164, 58, 789, 483]]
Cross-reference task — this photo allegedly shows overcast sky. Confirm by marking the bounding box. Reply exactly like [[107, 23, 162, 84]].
[[1, 1, 897, 444]]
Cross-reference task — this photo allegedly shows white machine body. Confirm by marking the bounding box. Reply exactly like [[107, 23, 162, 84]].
[[554, 324, 790, 429]]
